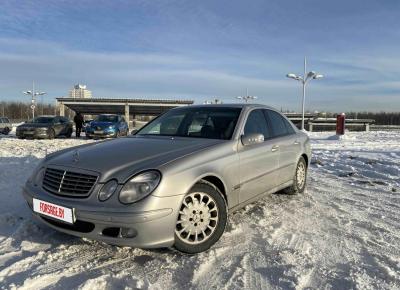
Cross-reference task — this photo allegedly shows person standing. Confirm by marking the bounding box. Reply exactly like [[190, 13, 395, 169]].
[[74, 112, 84, 138]]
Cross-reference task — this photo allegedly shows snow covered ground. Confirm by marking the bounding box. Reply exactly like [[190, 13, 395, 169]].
[[0, 131, 399, 289]]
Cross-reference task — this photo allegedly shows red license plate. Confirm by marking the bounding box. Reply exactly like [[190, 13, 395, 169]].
[[33, 198, 74, 224]]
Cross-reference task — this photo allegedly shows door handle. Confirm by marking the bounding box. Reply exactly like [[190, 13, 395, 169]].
[[294, 140, 300, 145], [271, 145, 279, 152]]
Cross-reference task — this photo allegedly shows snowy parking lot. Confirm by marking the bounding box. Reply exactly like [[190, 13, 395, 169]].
[[0, 131, 399, 289]]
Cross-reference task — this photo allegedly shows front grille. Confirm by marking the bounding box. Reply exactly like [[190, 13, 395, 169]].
[[42, 167, 98, 198]]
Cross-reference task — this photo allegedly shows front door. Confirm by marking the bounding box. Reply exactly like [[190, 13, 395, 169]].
[[264, 109, 299, 186], [238, 109, 280, 203]]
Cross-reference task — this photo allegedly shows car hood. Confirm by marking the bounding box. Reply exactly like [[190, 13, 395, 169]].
[[90, 121, 116, 128], [46, 136, 223, 182], [18, 123, 52, 128]]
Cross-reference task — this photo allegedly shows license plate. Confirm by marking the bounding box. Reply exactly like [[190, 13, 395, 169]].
[[33, 198, 75, 224], [94, 130, 103, 134]]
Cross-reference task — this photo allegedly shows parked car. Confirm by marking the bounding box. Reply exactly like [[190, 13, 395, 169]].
[[22, 104, 311, 253], [0, 117, 12, 135], [16, 116, 73, 139], [85, 114, 129, 138]]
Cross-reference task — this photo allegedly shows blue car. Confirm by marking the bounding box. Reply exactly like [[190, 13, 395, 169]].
[[86, 114, 129, 138]]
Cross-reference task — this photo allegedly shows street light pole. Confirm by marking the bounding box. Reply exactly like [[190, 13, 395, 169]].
[[23, 81, 46, 119], [301, 57, 306, 130], [286, 57, 323, 130], [237, 88, 257, 103]]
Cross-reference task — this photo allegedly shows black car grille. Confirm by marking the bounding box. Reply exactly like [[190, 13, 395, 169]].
[[42, 168, 98, 198]]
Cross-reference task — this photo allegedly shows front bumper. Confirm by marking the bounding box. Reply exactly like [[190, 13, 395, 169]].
[[17, 129, 49, 138], [86, 130, 117, 138], [22, 181, 184, 248]]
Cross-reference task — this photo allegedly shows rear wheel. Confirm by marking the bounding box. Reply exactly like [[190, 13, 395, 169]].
[[48, 129, 55, 140], [174, 182, 227, 254], [3, 127, 10, 135], [66, 128, 73, 138], [284, 156, 307, 194]]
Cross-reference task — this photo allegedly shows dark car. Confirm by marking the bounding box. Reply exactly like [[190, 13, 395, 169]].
[[85, 114, 129, 138], [16, 116, 73, 139]]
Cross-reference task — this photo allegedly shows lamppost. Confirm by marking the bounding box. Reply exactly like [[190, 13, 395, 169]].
[[204, 98, 222, 104], [23, 81, 46, 119], [286, 57, 323, 130], [237, 88, 257, 103]]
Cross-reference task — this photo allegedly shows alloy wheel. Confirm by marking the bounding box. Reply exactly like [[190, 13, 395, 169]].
[[175, 192, 219, 245], [296, 161, 306, 189]]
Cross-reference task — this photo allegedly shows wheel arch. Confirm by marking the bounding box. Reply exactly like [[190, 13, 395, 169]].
[[192, 174, 228, 206], [301, 153, 309, 167]]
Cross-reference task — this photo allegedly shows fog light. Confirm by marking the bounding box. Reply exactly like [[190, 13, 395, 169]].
[[120, 227, 137, 238]]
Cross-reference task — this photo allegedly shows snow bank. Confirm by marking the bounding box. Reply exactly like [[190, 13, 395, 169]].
[[0, 132, 399, 289]]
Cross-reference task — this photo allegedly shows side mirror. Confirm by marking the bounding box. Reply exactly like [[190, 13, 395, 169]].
[[130, 129, 138, 135], [241, 133, 264, 146]]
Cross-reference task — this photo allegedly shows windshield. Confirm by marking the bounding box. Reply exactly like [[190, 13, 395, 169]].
[[30, 117, 55, 124], [137, 107, 242, 140], [95, 115, 118, 122]]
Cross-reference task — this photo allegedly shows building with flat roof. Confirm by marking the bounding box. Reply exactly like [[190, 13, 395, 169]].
[[56, 97, 194, 128], [68, 84, 92, 99]]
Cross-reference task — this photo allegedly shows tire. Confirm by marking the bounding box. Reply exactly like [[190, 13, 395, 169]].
[[48, 129, 55, 140], [284, 156, 307, 195], [174, 181, 227, 254], [115, 130, 121, 138], [4, 127, 10, 135], [66, 128, 72, 138]]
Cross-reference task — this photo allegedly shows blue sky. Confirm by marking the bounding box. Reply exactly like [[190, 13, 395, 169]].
[[0, 0, 399, 111]]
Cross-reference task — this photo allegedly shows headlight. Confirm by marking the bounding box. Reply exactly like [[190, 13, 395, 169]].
[[119, 171, 161, 204], [108, 125, 115, 129], [98, 179, 118, 201]]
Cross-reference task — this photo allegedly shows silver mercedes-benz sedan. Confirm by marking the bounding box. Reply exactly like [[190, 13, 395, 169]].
[[22, 104, 311, 253]]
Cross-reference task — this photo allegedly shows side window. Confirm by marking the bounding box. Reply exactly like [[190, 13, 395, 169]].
[[244, 109, 270, 139], [283, 118, 295, 134], [0, 118, 3, 123], [53, 117, 60, 123], [5, 118, 10, 123], [60, 117, 68, 123], [265, 110, 288, 137]]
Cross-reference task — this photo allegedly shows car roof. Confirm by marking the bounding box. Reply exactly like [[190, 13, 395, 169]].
[[177, 103, 278, 111]]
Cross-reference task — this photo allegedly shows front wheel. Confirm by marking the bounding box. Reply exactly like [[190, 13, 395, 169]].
[[284, 156, 307, 194], [174, 182, 227, 254], [3, 127, 10, 135]]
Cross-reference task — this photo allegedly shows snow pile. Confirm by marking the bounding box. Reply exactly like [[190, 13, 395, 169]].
[[0, 132, 399, 289]]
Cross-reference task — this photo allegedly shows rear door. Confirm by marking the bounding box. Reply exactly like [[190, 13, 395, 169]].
[[264, 110, 300, 186], [52, 117, 64, 135], [238, 109, 280, 203], [60, 117, 71, 134]]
